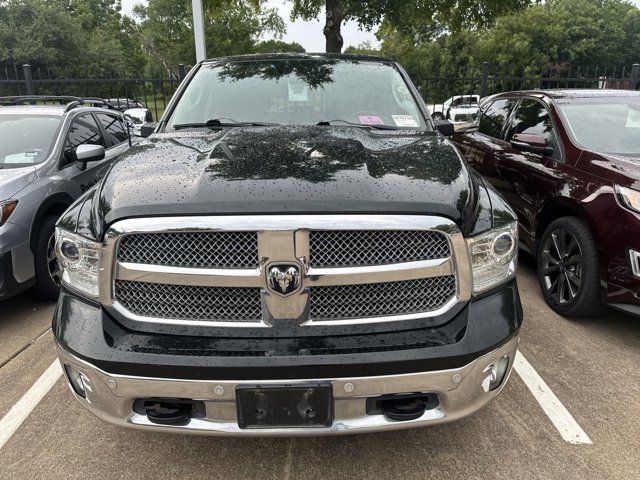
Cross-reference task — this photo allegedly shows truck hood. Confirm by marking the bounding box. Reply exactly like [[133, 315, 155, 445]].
[[97, 126, 479, 234], [0, 166, 36, 201]]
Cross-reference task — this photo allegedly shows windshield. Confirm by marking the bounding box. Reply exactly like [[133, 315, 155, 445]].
[[167, 59, 427, 130], [0, 114, 61, 168], [557, 96, 640, 157]]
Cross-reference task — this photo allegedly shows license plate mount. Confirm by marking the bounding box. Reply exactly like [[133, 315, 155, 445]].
[[236, 384, 333, 429]]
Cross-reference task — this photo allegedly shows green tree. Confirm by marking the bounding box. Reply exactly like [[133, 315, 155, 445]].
[[253, 39, 306, 53], [288, 0, 531, 53], [0, 0, 145, 77], [133, 0, 286, 77], [476, 0, 640, 73]]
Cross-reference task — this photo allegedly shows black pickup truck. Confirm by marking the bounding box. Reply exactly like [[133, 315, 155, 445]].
[[53, 54, 522, 435]]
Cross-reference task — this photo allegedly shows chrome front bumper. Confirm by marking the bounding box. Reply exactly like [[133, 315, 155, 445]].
[[56, 335, 519, 436]]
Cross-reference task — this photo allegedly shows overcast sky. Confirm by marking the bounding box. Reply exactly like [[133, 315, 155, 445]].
[[120, 0, 380, 52]]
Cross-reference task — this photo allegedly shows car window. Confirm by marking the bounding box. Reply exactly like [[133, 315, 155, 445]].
[[96, 113, 128, 147], [478, 99, 512, 138], [508, 99, 561, 160], [63, 114, 104, 165]]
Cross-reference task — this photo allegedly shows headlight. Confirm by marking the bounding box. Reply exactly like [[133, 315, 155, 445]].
[[615, 184, 640, 213], [55, 228, 101, 299], [466, 222, 518, 293]]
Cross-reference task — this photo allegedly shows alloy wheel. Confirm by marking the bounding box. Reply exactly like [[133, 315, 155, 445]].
[[540, 228, 583, 305]]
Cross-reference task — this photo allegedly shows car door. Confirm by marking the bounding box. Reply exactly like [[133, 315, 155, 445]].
[[453, 97, 517, 191], [494, 98, 565, 242], [59, 113, 113, 198]]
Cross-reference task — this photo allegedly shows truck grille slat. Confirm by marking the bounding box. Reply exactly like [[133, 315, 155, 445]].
[[309, 276, 456, 321], [114, 280, 262, 322], [117, 231, 258, 269], [309, 230, 450, 268]]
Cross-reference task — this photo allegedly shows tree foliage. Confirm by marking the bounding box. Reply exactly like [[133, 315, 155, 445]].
[[288, 0, 531, 52], [133, 0, 286, 77], [0, 0, 145, 77]]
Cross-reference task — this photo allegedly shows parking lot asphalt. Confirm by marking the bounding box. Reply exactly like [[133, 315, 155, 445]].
[[0, 258, 639, 480]]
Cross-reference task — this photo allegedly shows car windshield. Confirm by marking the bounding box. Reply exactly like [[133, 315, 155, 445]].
[[167, 58, 427, 131], [0, 114, 61, 168], [556, 96, 640, 157]]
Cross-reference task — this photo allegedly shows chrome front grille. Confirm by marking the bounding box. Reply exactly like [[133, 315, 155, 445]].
[[309, 276, 456, 322], [117, 231, 258, 269], [102, 215, 470, 328], [309, 230, 450, 267], [114, 280, 262, 322]]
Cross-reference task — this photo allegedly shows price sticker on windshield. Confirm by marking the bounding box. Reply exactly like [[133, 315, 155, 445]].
[[626, 110, 640, 128], [392, 115, 419, 127], [288, 81, 308, 102]]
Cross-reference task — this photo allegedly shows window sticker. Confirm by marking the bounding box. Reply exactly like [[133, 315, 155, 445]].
[[288, 81, 308, 102], [3, 152, 38, 164], [358, 115, 384, 125], [392, 114, 419, 127], [626, 110, 640, 128]]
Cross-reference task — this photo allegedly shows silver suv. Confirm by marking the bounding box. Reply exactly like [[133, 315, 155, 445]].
[[0, 96, 133, 300]]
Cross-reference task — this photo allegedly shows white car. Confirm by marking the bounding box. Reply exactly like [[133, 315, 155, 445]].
[[428, 95, 480, 124]]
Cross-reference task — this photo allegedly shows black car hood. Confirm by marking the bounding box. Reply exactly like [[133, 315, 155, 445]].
[[97, 126, 480, 235]]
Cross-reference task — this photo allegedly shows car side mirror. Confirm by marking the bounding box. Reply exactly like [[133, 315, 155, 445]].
[[434, 119, 455, 136], [510, 133, 554, 156], [140, 122, 158, 138], [76, 144, 105, 162]]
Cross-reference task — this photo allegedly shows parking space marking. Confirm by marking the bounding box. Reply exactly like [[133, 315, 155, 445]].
[[0, 360, 62, 450], [514, 351, 592, 445]]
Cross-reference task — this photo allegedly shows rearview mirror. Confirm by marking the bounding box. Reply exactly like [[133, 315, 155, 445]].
[[510, 133, 554, 156], [434, 119, 455, 136]]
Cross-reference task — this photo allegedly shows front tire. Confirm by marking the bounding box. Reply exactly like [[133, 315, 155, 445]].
[[536, 216, 605, 318], [431, 112, 445, 121], [34, 214, 62, 301]]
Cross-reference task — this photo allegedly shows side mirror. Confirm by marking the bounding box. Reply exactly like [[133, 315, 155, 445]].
[[434, 119, 455, 136], [140, 122, 158, 138], [76, 144, 105, 162], [510, 133, 554, 156]]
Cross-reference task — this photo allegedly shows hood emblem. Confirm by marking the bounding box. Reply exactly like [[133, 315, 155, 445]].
[[267, 264, 302, 297]]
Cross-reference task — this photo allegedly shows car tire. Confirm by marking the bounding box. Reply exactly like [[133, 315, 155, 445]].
[[34, 214, 62, 301], [431, 113, 444, 121], [536, 216, 606, 318]]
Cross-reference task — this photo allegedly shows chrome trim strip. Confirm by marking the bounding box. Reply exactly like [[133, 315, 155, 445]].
[[111, 300, 267, 329], [116, 262, 263, 288], [306, 258, 453, 287], [100, 215, 471, 328]]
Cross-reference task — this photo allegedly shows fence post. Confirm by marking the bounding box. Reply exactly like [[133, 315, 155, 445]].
[[630, 64, 640, 90], [480, 62, 489, 98], [22, 64, 34, 96], [178, 64, 186, 81]]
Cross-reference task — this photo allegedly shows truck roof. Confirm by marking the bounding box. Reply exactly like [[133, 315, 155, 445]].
[[205, 52, 395, 64]]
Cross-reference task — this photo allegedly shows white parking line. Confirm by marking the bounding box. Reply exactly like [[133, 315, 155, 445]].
[[514, 350, 592, 445], [0, 360, 62, 450]]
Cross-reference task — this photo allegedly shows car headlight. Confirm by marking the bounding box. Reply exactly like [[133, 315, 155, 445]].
[[466, 222, 518, 293], [55, 228, 101, 299], [615, 184, 640, 214]]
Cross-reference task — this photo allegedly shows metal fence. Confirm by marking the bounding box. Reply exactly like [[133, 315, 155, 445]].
[[2, 60, 639, 120], [0, 63, 189, 120], [416, 61, 640, 112]]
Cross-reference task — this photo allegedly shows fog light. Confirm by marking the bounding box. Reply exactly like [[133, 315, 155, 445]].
[[63, 364, 91, 399], [481, 355, 510, 392]]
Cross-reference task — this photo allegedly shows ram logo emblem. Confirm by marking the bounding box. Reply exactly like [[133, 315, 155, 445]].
[[267, 264, 302, 297]]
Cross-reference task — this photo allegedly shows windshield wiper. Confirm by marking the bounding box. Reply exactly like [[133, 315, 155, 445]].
[[316, 119, 401, 130], [173, 118, 281, 130]]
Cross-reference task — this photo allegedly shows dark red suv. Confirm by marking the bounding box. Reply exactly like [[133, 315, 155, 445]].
[[452, 89, 640, 317]]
